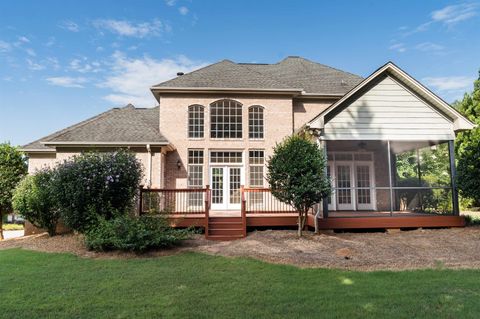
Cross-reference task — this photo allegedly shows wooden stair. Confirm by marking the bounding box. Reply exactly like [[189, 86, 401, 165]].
[[206, 216, 246, 241]]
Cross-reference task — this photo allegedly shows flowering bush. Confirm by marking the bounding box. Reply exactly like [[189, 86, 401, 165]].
[[53, 150, 143, 232]]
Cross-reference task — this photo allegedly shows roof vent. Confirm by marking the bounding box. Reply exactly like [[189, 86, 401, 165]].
[[341, 80, 347, 86], [177, 72, 184, 76]]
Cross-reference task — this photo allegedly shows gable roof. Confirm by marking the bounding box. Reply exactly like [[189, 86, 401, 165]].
[[22, 105, 169, 152], [151, 56, 363, 97], [308, 62, 476, 132]]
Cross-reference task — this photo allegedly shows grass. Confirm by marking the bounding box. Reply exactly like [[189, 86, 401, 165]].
[[2, 223, 24, 231], [1, 249, 480, 318]]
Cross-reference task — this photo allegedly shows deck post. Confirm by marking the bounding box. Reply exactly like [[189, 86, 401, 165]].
[[387, 141, 394, 215], [241, 185, 247, 237], [205, 185, 210, 237], [448, 141, 460, 216], [321, 139, 329, 219]]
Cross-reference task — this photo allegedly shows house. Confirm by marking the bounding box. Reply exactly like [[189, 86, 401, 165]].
[[22, 57, 475, 240]]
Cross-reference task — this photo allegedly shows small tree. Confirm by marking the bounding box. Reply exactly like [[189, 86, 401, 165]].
[[267, 135, 330, 237], [0, 143, 27, 240], [12, 169, 59, 236]]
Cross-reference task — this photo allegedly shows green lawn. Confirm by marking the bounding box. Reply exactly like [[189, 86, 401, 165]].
[[1, 249, 479, 318]]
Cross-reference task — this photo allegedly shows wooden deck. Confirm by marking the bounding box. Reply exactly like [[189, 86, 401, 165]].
[[167, 211, 465, 230]]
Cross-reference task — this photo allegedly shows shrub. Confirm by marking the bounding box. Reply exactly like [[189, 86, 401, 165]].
[[12, 169, 60, 236], [84, 215, 192, 252], [53, 150, 143, 232]]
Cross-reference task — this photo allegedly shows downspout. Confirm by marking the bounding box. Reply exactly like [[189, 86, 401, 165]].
[[146, 144, 152, 188]]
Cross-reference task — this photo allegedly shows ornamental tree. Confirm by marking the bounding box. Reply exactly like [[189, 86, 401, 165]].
[[0, 143, 27, 240], [266, 135, 331, 237]]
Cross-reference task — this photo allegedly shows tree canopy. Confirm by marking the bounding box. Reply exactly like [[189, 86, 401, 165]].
[[0, 143, 27, 239]]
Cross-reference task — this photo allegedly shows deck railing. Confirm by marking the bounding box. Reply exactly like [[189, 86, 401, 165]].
[[139, 187, 209, 215], [242, 187, 297, 214]]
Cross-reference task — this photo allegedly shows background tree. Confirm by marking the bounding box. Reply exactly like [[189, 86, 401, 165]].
[[266, 135, 330, 237], [454, 70, 480, 207], [0, 143, 27, 240]]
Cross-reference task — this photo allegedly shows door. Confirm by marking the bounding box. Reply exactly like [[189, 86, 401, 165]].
[[336, 163, 354, 210], [210, 166, 242, 210], [355, 163, 375, 210]]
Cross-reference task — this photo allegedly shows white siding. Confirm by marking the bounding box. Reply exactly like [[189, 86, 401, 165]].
[[323, 76, 455, 140]]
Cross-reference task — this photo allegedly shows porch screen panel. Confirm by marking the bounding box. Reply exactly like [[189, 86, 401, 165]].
[[187, 150, 204, 207], [337, 165, 352, 204]]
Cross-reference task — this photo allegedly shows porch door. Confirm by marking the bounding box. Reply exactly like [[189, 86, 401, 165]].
[[210, 166, 242, 210], [336, 163, 355, 210], [355, 163, 375, 210]]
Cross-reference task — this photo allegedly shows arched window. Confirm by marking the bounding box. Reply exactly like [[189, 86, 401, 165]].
[[188, 105, 204, 138], [210, 99, 242, 139], [248, 105, 264, 139]]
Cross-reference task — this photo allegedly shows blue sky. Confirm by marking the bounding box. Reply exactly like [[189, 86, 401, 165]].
[[1, 0, 479, 146]]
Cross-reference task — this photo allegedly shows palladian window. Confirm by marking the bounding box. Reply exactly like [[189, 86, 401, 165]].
[[210, 99, 242, 139]]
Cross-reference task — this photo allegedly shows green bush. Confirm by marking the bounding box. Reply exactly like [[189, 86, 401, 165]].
[[53, 150, 143, 232], [84, 215, 192, 252], [12, 169, 60, 236]]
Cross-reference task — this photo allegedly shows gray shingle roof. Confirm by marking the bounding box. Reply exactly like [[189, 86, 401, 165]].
[[22, 105, 168, 151], [153, 56, 363, 94]]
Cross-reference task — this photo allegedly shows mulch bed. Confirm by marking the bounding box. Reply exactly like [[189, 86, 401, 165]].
[[2, 227, 480, 271]]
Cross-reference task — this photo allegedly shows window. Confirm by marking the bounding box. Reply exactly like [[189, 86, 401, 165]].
[[249, 150, 264, 205], [210, 99, 242, 139], [210, 151, 243, 164], [188, 150, 204, 207], [188, 105, 204, 138], [248, 105, 264, 139]]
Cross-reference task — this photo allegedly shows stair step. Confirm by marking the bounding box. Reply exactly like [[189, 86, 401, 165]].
[[207, 235, 244, 241], [209, 217, 242, 223], [208, 222, 243, 229], [208, 228, 244, 236]]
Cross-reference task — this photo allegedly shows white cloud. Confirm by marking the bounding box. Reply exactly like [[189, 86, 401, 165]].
[[59, 20, 80, 32], [46, 57, 60, 70], [415, 42, 444, 52], [165, 0, 177, 6], [45, 37, 56, 47], [423, 76, 474, 91], [99, 51, 208, 106], [26, 59, 45, 71], [25, 48, 36, 56], [179, 6, 189, 15], [0, 40, 11, 52], [431, 3, 478, 25], [18, 36, 30, 43], [69, 58, 102, 73], [389, 42, 406, 53], [46, 76, 87, 88], [93, 19, 168, 38]]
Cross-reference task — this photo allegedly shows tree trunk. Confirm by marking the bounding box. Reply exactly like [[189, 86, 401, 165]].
[[0, 208, 3, 240], [297, 213, 302, 237]]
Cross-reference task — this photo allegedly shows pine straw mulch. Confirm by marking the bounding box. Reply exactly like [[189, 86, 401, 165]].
[[1, 227, 480, 271]]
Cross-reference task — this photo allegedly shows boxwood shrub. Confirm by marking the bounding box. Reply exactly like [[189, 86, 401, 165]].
[[84, 215, 192, 252]]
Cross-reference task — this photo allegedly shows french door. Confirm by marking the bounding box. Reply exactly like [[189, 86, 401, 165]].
[[210, 166, 242, 210], [327, 159, 375, 211]]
